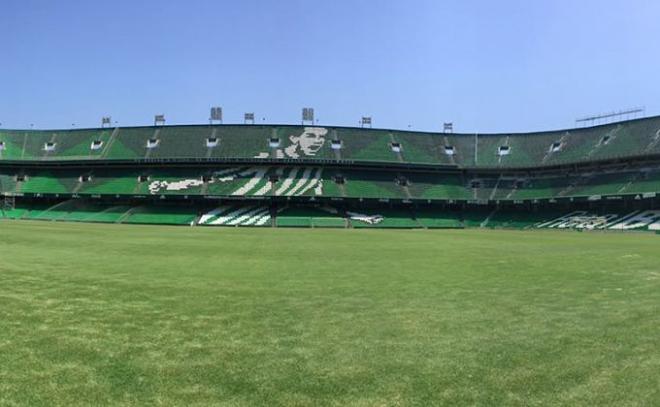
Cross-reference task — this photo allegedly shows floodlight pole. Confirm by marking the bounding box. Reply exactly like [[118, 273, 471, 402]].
[[302, 107, 315, 125], [154, 114, 166, 126], [209, 107, 223, 124]]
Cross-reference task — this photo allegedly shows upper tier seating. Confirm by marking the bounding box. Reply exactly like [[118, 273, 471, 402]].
[[3, 116, 660, 168]]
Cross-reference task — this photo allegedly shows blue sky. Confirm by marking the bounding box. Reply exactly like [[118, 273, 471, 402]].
[[1, 0, 659, 132]]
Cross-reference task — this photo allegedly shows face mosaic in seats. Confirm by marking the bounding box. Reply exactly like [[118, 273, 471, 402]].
[[257, 127, 327, 159]]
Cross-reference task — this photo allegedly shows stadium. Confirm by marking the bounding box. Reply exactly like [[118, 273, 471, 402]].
[[2, 116, 660, 230], [3, 1, 660, 405], [0, 117, 660, 231], [3, 115, 660, 405]]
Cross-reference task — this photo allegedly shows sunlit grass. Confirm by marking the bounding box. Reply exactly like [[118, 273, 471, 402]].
[[1, 220, 659, 406]]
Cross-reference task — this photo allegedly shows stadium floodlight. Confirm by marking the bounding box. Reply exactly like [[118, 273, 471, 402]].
[[244, 112, 255, 124], [101, 116, 112, 128], [210, 107, 223, 124], [443, 122, 453, 133], [302, 107, 314, 125], [154, 114, 166, 126], [361, 117, 372, 128]]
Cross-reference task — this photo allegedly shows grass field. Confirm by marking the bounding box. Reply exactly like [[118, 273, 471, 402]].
[[1, 220, 659, 406]]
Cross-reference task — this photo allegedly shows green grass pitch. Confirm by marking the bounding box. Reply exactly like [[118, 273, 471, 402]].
[[1, 220, 659, 406]]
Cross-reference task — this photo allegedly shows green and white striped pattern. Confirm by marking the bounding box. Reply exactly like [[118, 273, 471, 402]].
[[148, 166, 324, 197], [198, 205, 271, 226], [536, 210, 660, 231]]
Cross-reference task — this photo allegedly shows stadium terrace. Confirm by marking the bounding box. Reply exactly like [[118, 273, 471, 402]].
[[1, 116, 660, 230]]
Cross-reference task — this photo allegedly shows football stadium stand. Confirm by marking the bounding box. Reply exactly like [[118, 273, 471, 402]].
[[2, 115, 660, 230]]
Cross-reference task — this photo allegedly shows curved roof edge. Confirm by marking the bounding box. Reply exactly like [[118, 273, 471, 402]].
[[1, 114, 659, 138]]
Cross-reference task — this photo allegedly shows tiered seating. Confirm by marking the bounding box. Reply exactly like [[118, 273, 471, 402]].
[[407, 173, 471, 200], [535, 209, 660, 231], [79, 170, 142, 195], [414, 209, 462, 228], [2, 115, 660, 167], [0, 171, 17, 194], [318, 172, 344, 198], [337, 170, 406, 199], [144, 169, 205, 195], [446, 134, 477, 166], [472, 178, 501, 201], [14, 202, 57, 219], [26, 205, 71, 220], [275, 208, 312, 227], [488, 178, 520, 201], [273, 126, 337, 161], [0, 130, 45, 159], [567, 172, 637, 197], [148, 126, 213, 159], [203, 167, 257, 196], [475, 135, 510, 167], [21, 200, 130, 223], [214, 126, 277, 160], [393, 131, 448, 164], [0, 131, 22, 159], [83, 205, 132, 223], [198, 205, 271, 226], [122, 205, 197, 225], [0, 205, 30, 219], [589, 119, 660, 161], [4, 198, 660, 232], [2, 117, 660, 231], [461, 208, 492, 228], [47, 129, 114, 159], [58, 203, 119, 222], [510, 177, 569, 201], [0, 200, 180, 224], [623, 171, 660, 195], [18, 200, 102, 221], [335, 128, 398, 162], [19, 171, 78, 194], [484, 209, 561, 229], [5, 166, 660, 202], [275, 206, 346, 228], [104, 127, 151, 160], [349, 208, 419, 228], [506, 132, 565, 167], [204, 167, 326, 197]]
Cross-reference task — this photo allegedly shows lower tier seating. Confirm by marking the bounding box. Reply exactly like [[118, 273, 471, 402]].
[[276, 206, 346, 228], [414, 209, 463, 228], [348, 208, 419, 228], [2, 199, 660, 231], [122, 206, 198, 225]]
